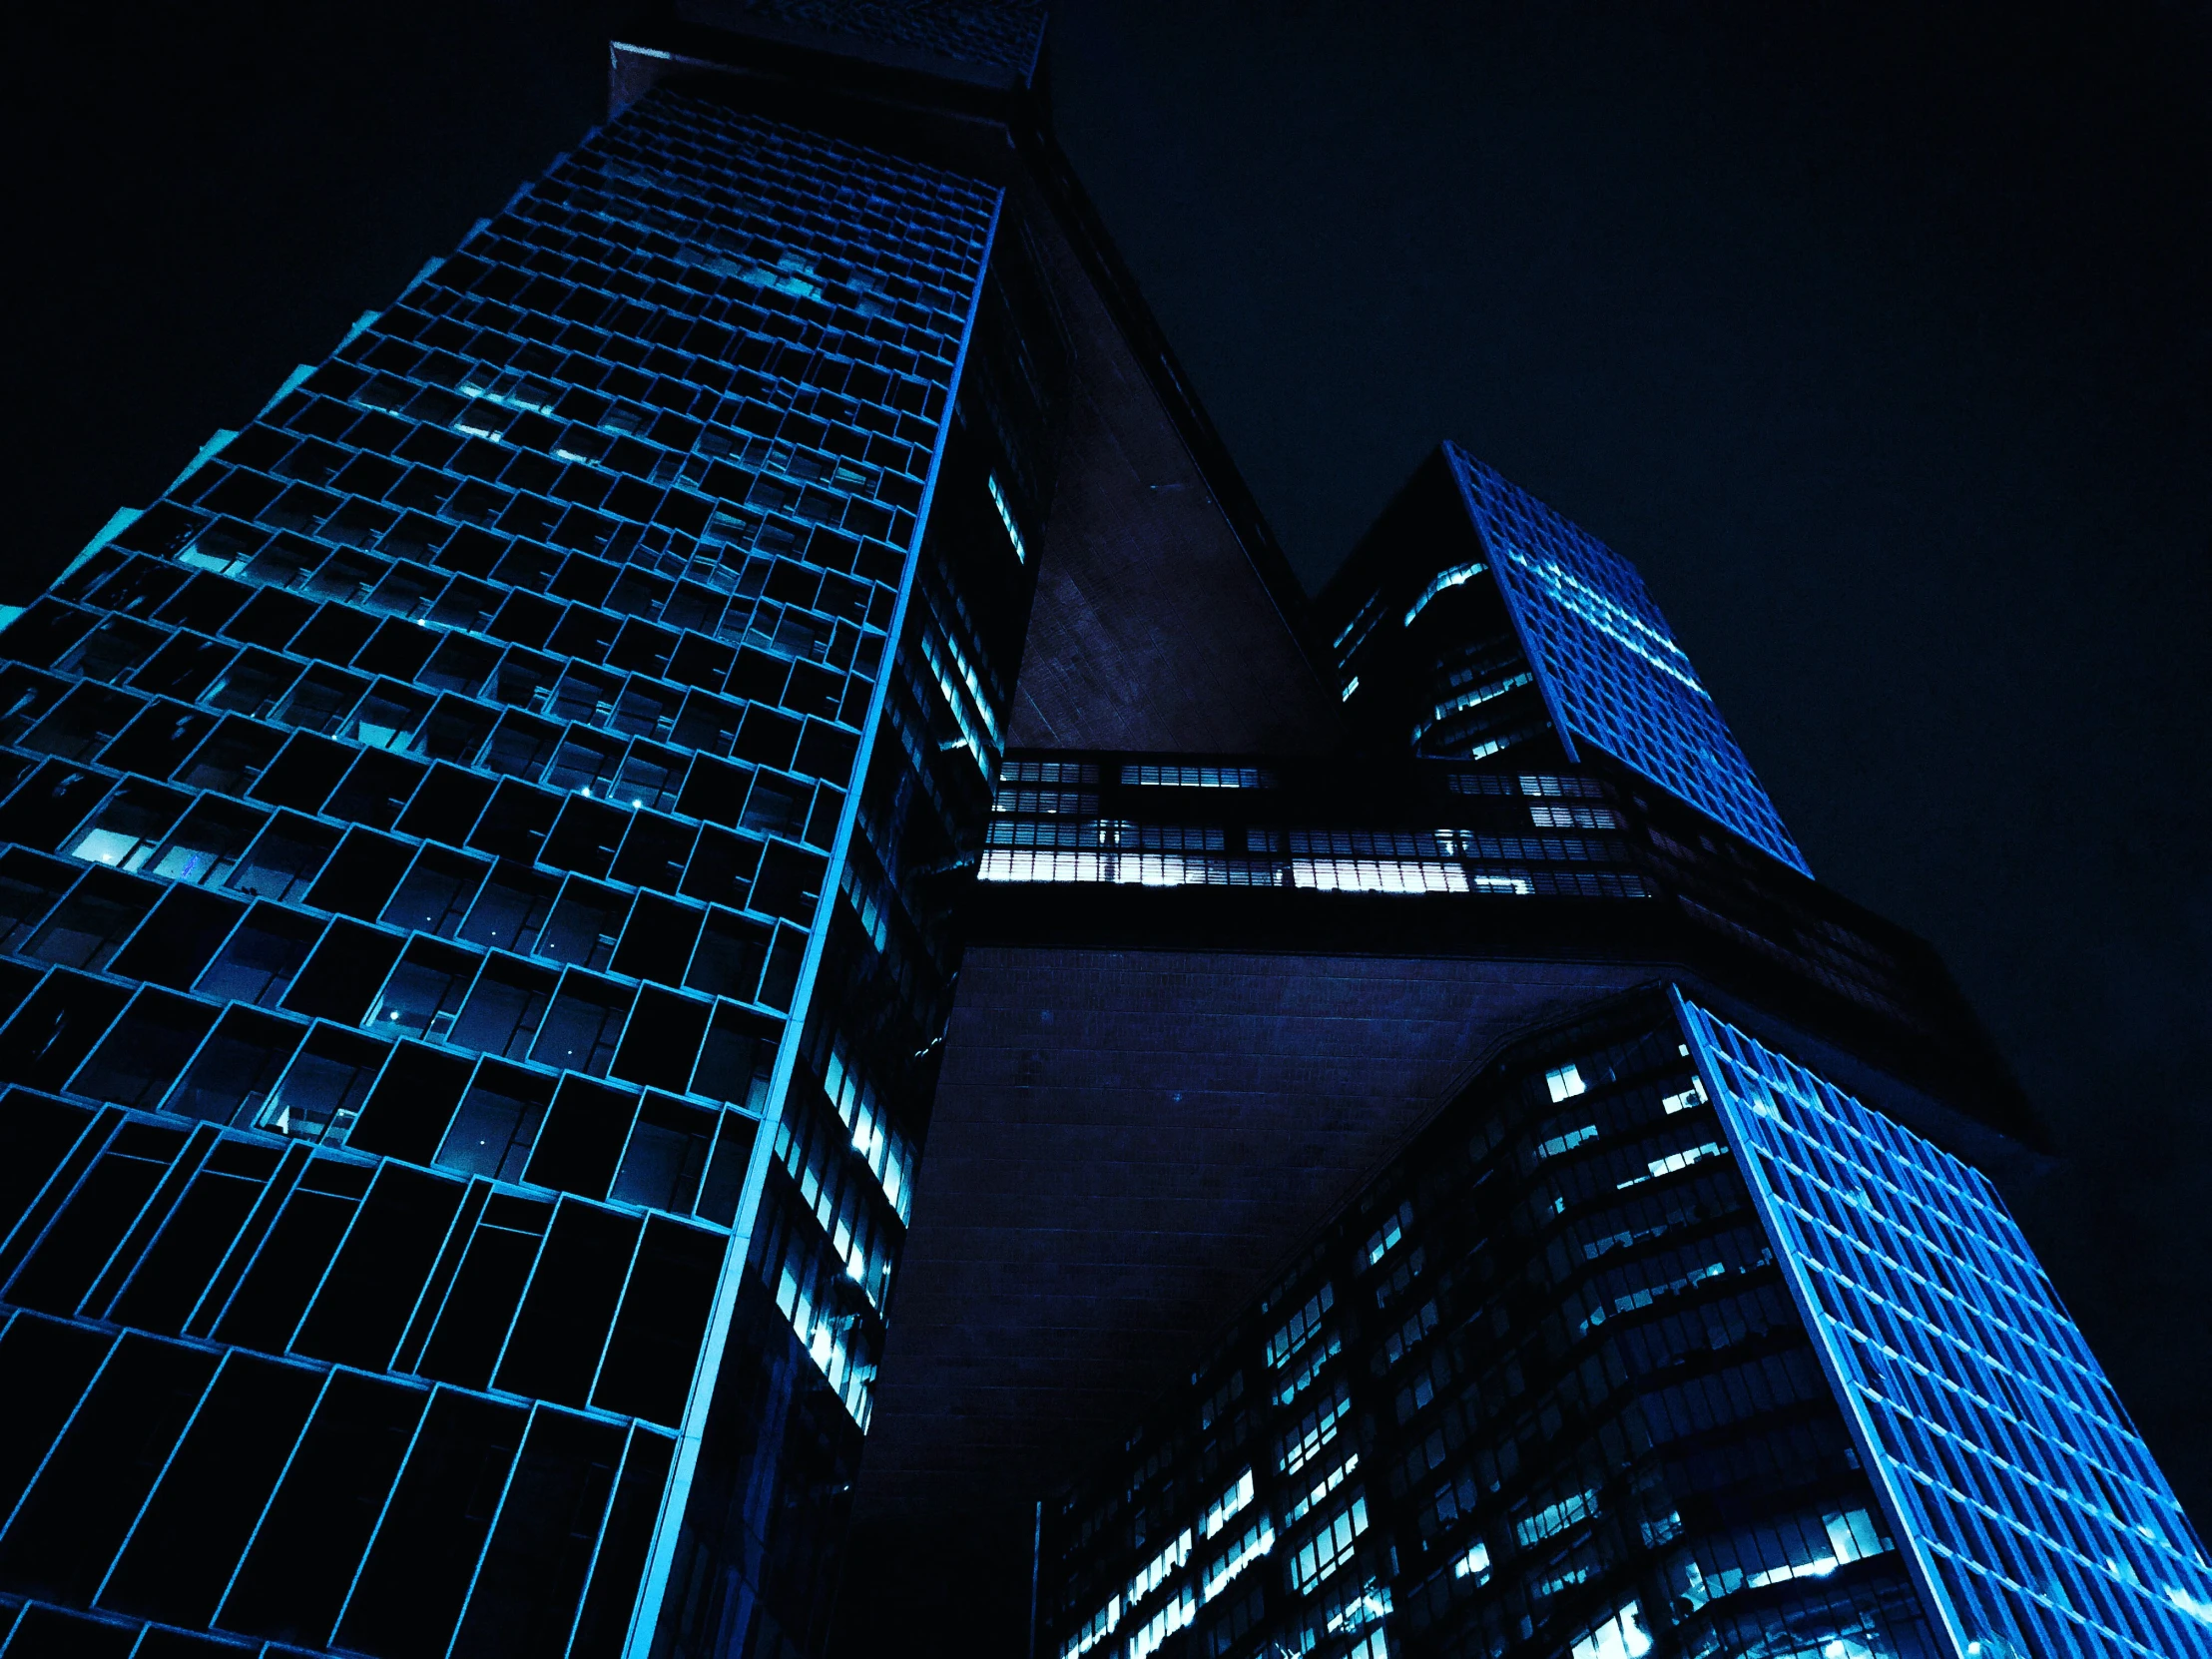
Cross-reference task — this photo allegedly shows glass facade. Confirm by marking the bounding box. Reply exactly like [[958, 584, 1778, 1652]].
[[0, 74, 1045, 1658], [1036, 989, 2210, 1659], [1683, 997, 2212, 1658], [1, 7, 2196, 1658], [1324, 445, 1809, 877]]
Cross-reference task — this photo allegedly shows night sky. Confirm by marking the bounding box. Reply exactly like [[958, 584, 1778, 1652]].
[[11, 0, 2208, 1525]]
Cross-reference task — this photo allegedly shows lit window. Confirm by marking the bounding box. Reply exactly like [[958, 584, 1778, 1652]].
[[1288, 1497, 1368, 1594], [1201, 1470, 1255, 1538], [1569, 1601, 1652, 1659], [987, 473, 1027, 563], [1402, 559, 1488, 626], [1545, 1063, 1586, 1103]]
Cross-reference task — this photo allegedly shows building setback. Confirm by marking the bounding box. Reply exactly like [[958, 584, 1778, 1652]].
[[0, 7, 2203, 1659]]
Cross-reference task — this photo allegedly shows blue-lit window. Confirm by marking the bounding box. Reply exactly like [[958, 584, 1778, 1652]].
[[1448, 445, 1810, 874], [1679, 993, 2212, 1659]]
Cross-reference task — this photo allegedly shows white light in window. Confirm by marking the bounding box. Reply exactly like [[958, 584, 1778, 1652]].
[[2167, 1586, 2212, 1626], [1545, 1063, 1586, 1103], [1341, 675, 1361, 701], [69, 828, 139, 866], [1403, 560, 1487, 627], [987, 473, 1027, 563]]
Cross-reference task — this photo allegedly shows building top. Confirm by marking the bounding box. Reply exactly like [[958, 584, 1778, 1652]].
[[1449, 446, 1810, 875], [673, 0, 1049, 89], [1323, 445, 1811, 877]]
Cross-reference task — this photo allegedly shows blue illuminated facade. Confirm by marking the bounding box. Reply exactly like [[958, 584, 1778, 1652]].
[[1683, 997, 2212, 1658], [1, 5, 2199, 1658], [1322, 442, 1809, 874], [0, 68, 1044, 1657], [1036, 990, 2211, 1659]]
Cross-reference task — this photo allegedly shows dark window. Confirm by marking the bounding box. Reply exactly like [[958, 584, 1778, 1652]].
[[291, 1162, 468, 1371], [23, 866, 160, 970], [213, 1154, 371, 1353], [0, 847, 80, 950], [594, 1215, 723, 1425], [108, 883, 246, 990], [382, 842, 491, 938], [323, 744, 428, 830], [684, 907, 772, 1003], [301, 827, 415, 920], [436, 1059, 555, 1182], [458, 861, 560, 955], [97, 1352, 325, 1628], [530, 970, 634, 1078], [609, 1092, 718, 1215], [535, 876, 629, 971], [610, 985, 712, 1095], [0, 1331, 219, 1602], [366, 935, 483, 1043], [227, 812, 341, 904], [217, 1371, 429, 1646], [172, 715, 284, 795], [281, 918, 405, 1023], [611, 889, 705, 985], [493, 1201, 640, 1407], [194, 902, 324, 1007], [347, 1040, 474, 1163], [164, 1005, 308, 1126], [66, 987, 219, 1111], [109, 1138, 284, 1334], [417, 1193, 551, 1388], [524, 1075, 643, 1201], [145, 793, 268, 886], [261, 1025, 391, 1142], [395, 761, 496, 846], [446, 1406, 627, 1659], [609, 810, 696, 893]]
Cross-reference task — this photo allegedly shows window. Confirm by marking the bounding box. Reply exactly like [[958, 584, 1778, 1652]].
[[1287, 1498, 1367, 1595]]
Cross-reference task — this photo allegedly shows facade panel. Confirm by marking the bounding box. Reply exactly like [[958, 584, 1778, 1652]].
[[1035, 991, 2210, 1659], [1322, 446, 1808, 875], [0, 74, 1039, 1658], [1684, 996, 2212, 1659], [2, 10, 2197, 1659]]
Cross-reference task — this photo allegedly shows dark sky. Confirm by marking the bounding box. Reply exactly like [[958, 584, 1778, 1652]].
[[11, 0, 2209, 1523]]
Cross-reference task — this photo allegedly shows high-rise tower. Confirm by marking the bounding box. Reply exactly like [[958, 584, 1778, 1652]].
[[0, 15, 1068, 1655], [0, 8, 2199, 1659]]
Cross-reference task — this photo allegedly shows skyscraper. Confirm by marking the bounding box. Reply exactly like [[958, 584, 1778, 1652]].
[[0, 9, 2199, 1659], [0, 12, 1057, 1654], [1034, 988, 2212, 1659]]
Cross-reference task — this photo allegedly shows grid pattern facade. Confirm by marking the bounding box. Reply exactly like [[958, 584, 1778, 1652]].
[[0, 81, 1020, 1658], [1040, 989, 2208, 1659], [1682, 997, 2212, 1659], [1039, 989, 1941, 1659], [1442, 445, 1811, 876]]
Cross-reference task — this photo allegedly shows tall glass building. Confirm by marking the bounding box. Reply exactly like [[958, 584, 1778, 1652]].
[[1035, 989, 2212, 1659], [0, 6, 2200, 1659]]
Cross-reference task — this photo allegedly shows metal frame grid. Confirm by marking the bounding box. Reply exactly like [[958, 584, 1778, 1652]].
[[1445, 445, 1811, 875], [0, 81, 1009, 1659], [1678, 993, 2212, 1658]]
